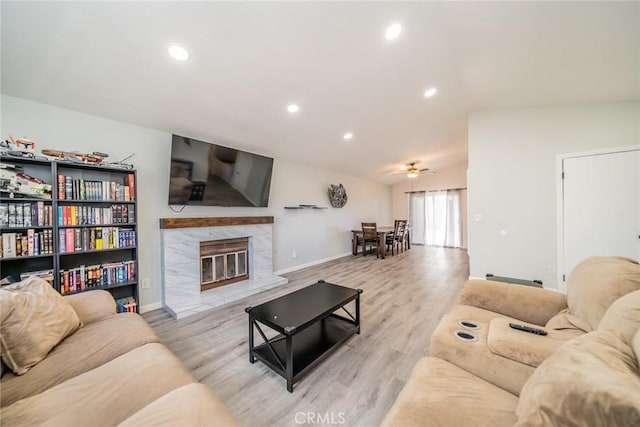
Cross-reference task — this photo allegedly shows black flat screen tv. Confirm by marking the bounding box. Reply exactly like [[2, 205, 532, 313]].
[[168, 135, 274, 207]]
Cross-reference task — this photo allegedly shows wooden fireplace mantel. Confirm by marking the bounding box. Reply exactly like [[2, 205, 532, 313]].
[[159, 216, 274, 229]]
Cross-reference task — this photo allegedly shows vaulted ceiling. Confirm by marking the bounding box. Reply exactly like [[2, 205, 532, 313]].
[[2, 2, 638, 183]]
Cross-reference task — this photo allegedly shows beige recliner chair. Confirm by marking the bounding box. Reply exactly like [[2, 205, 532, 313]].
[[429, 256, 640, 395], [382, 257, 640, 427]]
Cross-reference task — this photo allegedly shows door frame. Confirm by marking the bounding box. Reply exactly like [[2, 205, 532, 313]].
[[556, 145, 640, 292]]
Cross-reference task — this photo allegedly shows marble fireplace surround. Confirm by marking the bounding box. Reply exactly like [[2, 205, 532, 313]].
[[160, 216, 287, 319]]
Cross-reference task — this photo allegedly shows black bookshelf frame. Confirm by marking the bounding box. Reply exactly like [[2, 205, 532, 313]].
[[0, 155, 139, 312]]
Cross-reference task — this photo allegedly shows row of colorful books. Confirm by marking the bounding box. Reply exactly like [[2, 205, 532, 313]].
[[57, 204, 135, 226], [57, 174, 135, 201], [116, 296, 137, 313], [0, 201, 53, 228], [59, 260, 136, 294], [1, 230, 54, 258], [58, 227, 136, 253]]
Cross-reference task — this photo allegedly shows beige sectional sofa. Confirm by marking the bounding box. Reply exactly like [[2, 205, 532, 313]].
[[383, 256, 640, 426], [1, 284, 239, 426]]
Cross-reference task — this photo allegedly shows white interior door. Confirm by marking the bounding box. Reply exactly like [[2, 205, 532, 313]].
[[562, 149, 640, 283]]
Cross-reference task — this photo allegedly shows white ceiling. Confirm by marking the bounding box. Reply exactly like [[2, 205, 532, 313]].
[[2, 1, 639, 184]]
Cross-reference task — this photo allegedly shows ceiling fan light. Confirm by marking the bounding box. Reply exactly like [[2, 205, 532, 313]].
[[407, 172, 419, 178]]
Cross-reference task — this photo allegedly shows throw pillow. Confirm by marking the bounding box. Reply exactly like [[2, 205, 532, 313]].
[[598, 290, 640, 344], [0, 278, 82, 375], [515, 330, 640, 427], [561, 257, 640, 332]]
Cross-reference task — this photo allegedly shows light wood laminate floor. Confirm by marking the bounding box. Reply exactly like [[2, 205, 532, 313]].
[[144, 245, 469, 426]]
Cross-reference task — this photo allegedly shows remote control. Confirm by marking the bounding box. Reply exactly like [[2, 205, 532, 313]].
[[509, 323, 548, 335]]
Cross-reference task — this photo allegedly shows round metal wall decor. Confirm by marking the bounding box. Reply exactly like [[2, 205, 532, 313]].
[[328, 183, 348, 208]]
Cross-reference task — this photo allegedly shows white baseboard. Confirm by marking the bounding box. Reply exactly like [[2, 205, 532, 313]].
[[274, 252, 352, 276], [140, 302, 163, 314], [468, 276, 485, 280]]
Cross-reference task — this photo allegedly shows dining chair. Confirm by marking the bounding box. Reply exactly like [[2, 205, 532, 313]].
[[361, 222, 379, 258], [386, 220, 403, 256], [391, 219, 409, 255], [397, 220, 408, 253], [403, 220, 410, 250]]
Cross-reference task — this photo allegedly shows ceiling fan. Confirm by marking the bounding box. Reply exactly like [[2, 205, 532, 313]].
[[391, 162, 435, 178]]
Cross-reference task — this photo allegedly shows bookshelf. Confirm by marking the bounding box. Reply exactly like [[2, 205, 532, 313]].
[[0, 155, 139, 312]]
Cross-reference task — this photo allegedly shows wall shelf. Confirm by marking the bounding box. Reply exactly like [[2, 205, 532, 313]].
[[284, 204, 328, 210]]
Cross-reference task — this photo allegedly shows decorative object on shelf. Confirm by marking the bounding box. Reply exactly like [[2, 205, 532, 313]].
[[41, 149, 135, 170], [327, 183, 348, 208], [0, 163, 52, 198], [42, 149, 108, 164], [0, 135, 46, 160]]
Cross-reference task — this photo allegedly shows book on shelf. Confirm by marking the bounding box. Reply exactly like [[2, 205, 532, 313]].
[[17, 203, 24, 226], [57, 174, 135, 202], [58, 226, 136, 253], [116, 296, 137, 313], [59, 260, 136, 294], [65, 229, 73, 253], [56, 204, 134, 226], [58, 229, 65, 253], [28, 229, 35, 256], [14, 233, 21, 257], [127, 174, 135, 199], [74, 229, 81, 252], [8, 203, 15, 227], [4, 232, 17, 258], [0, 201, 51, 228], [24, 203, 32, 227], [57, 174, 65, 200], [64, 176, 72, 200], [1, 230, 53, 258], [95, 227, 103, 249]]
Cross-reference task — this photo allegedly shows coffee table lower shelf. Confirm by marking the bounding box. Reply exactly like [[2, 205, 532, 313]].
[[251, 314, 358, 390]]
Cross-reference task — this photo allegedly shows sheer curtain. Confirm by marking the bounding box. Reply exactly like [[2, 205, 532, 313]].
[[410, 190, 463, 248], [410, 193, 426, 245]]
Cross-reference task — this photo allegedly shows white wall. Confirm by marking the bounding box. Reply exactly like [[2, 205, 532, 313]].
[[468, 102, 640, 289], [391, 162, 468, 247], [1, 95, 392, 308]]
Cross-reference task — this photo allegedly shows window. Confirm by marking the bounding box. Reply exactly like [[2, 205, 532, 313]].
[[410, 190, 465, 248]]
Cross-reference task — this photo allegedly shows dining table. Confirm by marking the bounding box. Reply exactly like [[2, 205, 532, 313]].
[[350, 226, 410, 259]]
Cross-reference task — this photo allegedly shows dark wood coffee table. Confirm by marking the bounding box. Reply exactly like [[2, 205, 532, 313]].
[[245, 280, 362, 392]]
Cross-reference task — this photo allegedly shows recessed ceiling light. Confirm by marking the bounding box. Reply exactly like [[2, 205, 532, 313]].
[[385, 23, 402, 40], [343, 132, 353, 140], [286, 104, 299, 113], [168, 45, 189, 61], [424, 87, 438, 98]]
